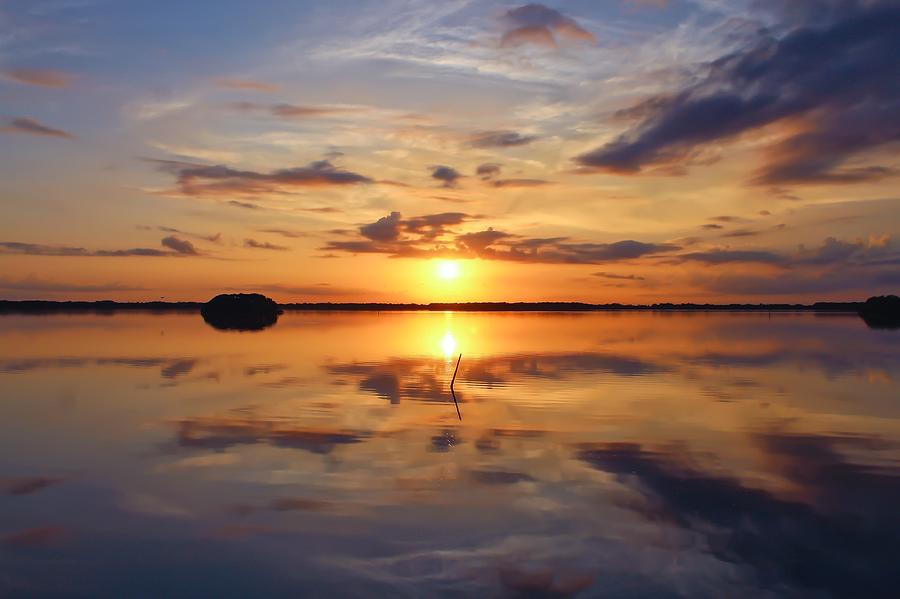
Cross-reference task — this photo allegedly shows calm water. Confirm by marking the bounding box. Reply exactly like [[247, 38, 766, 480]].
[[1, 311, 898, 598]]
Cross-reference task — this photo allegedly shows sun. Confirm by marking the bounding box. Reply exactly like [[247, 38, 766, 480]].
[[437, 260, 460, 280]]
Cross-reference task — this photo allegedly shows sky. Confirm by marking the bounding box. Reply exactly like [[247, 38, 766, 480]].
[[0, 0, 898, 303]]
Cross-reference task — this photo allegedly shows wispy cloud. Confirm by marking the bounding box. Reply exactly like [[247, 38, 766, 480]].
[[468, 130, 537, 148], [151, 159, 373, 199], [214, 78, 280, 92], [0, 277, 143, 293], [1, 68, 73, 88], [0, 237, 204, 258], [2, 117, 72, 139], [228, 101, 364, 119], [500, 4, 597, 49]]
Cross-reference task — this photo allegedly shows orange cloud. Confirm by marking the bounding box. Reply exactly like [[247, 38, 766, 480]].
[[214, 77, 280, 92]]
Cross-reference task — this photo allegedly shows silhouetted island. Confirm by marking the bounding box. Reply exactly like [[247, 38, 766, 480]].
[[857, 295, 900, 330], [200, 293, 281, 331]]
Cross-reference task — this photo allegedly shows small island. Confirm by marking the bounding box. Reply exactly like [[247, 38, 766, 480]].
[[199, 293, 282, 331], [857, 295, 900, 330]]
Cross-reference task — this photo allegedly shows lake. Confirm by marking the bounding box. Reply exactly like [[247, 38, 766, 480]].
[[1, 311, 898, 598]]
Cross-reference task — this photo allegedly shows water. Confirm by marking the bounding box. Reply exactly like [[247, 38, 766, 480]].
[[1, 311, 898, 598]]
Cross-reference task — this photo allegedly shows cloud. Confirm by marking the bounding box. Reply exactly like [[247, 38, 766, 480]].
[[468, 130, 537, 148], [491, 178, 550, 188], [228, 200, 260, 210], [152, 159, 373, 199], [430, 165, 462, 188], [0, 276, 143, 293], [2, 117, 73, 139], [677, 249, 787, 266], [244, 238, 289, 251], [358, 211, 471, 243], [229, 101, 361, 119], [1, 68, 73, 88], [156, 226, 221, 243], [228, 283, 366, 298], [161, 235, 199, 255], [592, 272, 645, 281], [2, 526, 67, 548], [258, 229, 308, 239], [3, 477, 61, 496], [476, 163, 502, 180], [0, 237, 204, 258], [501, 4, 597, 49], [214, 78, 280, 92], [574, 2, 900, 184], [322, 212, 678, 265]]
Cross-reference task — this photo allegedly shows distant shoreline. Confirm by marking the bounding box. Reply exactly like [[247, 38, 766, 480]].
[[0, 300, 866, 314]]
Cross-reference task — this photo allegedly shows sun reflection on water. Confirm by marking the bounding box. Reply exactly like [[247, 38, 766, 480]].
[[440, 331, 457, 358]]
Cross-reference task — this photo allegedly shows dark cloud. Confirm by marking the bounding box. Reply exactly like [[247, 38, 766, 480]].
[[801, 236, 864, 265], [259, 229, 307, 239], [161, 235, 199, 255], [3, 477, 61, 496], [468, 130, 537, 148], [430, 165, 462, 188], [476, 163, 502, 180], [678, 249, 787, 266], [720, 228, 762, 238], [403, 212, 470, 240], [157, 226, 221, 243], [300, 206, 342, 214], [592, 272, 645, 281], [575, 2, 900, 184], [228, 200, 260, 210], [1, 68, 73, 88], [360, 211, 403, 242], [152, 159, 373, 198], [0, 237, 204, 258], [2, 117, 73, 139], [323, 212, 678, 264], [491, 178, 551, 188], [501, 4, 596, 48], [244, 238, 289, 251]]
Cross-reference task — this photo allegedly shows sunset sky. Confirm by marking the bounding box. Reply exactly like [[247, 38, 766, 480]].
[[1, 0, 897, 303]]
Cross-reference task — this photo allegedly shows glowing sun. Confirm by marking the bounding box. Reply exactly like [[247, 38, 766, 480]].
[[437, 260, 460, 280]]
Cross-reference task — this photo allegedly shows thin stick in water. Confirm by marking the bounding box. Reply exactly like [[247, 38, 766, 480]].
[[450, 353, 462, 420]]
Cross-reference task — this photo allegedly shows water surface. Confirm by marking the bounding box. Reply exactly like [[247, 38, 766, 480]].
[[1, 312, 898, 598]]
